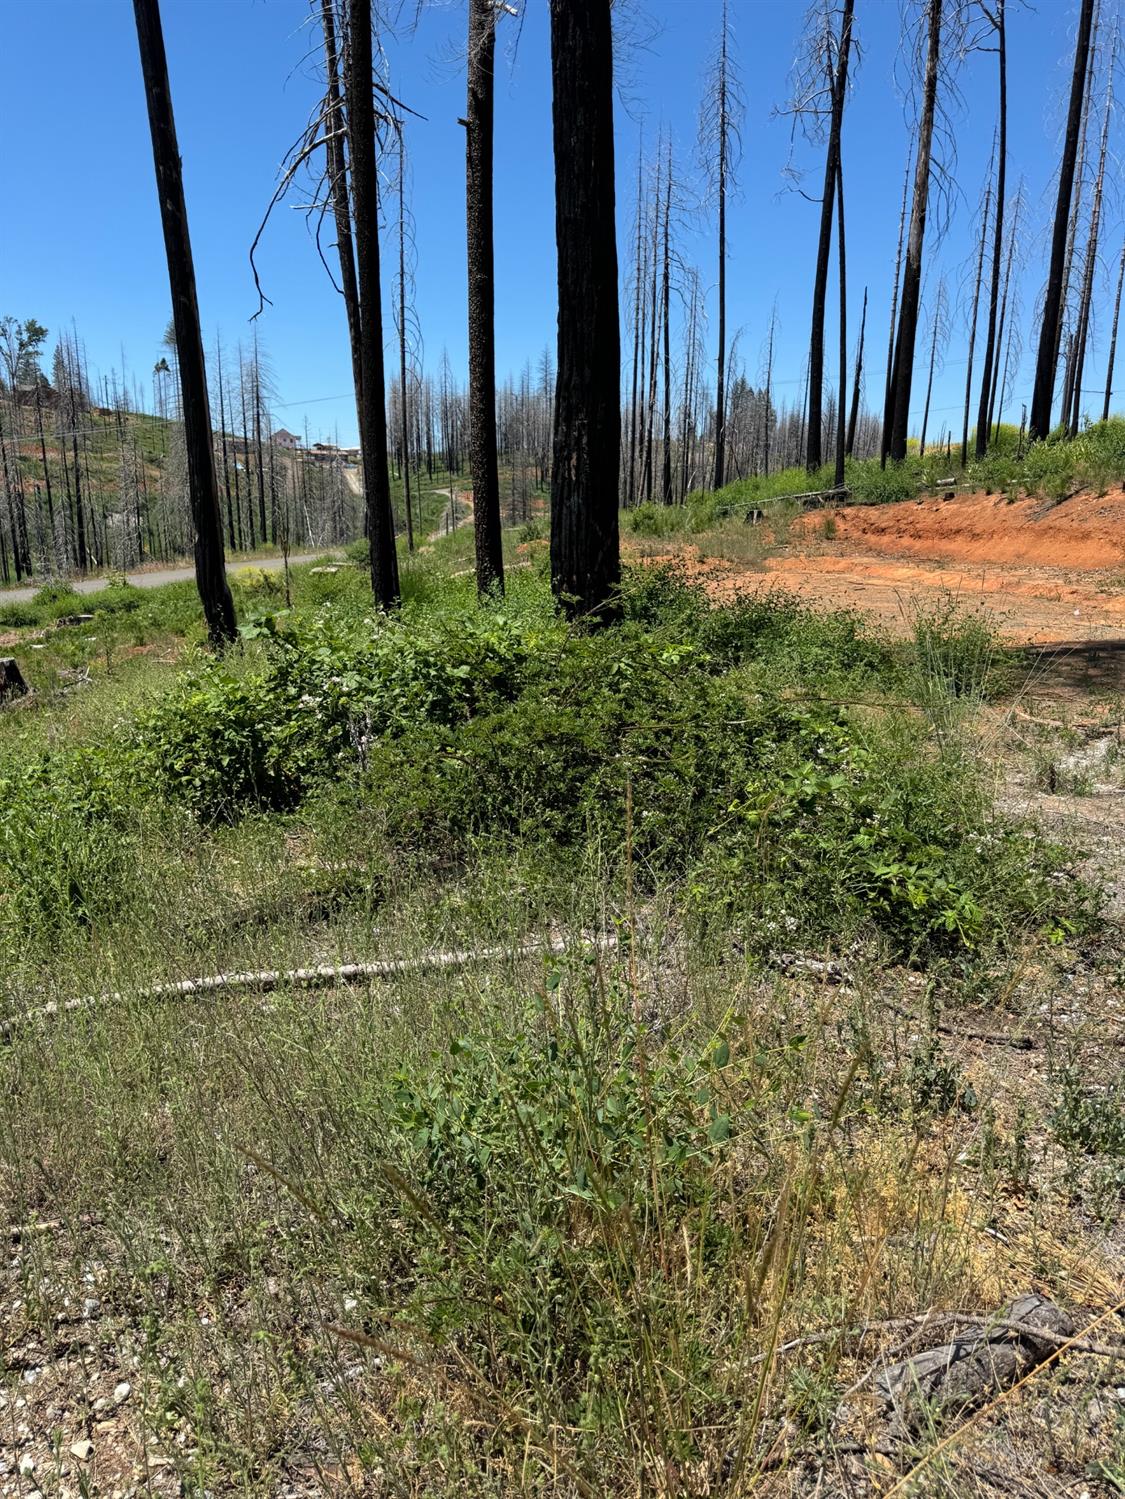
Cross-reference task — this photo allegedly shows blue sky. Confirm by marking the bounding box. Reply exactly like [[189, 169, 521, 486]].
[[2, 0, 1113, 448]]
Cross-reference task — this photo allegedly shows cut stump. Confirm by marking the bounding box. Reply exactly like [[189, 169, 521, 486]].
[[0, 658, 29, 705]]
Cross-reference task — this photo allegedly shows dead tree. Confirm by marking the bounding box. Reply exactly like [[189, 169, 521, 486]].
[[846, 285, 866, 457], [346, 0, 400, 607], [320, 0, 364, 443], [1029, 0, 1095, 439], [886, 0, 943, 464], [919, 276, 949, 455], [834, 153, 847, 486], [465, 0, 503, 592], [961, 146, 994, 466], [784, 0, 856, 474], [626, 140, 645, 505], [699, 0, 743, 491], [660, 139, 674, 505], [881, 152, 913, 463], [974, 0, 1006, 456], [548, 0, 620, 623], [1102, 231, 1125, 421], [132, 0, 235, 645], [1066, 19, 1113, 435], [395, 131, 415, 552]]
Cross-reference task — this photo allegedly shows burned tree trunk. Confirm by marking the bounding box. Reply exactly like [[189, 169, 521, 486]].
[[887, 0, 942, 465], [806, 0, 854, 474], [133, 0, 236, 645], [320, 0, 364, 444], [974, 0, 1006, 457], [962, 152, 993, 467], [548, 0, 620, 623], [661, 141, 673, 505], [846, 286, 866, 458], [1103, 233, 1125, 421], [466, 0, 503, 593], [1029, 0, 1095, 439], [346, 0, 400, 607], [880, 153, 913, 464]]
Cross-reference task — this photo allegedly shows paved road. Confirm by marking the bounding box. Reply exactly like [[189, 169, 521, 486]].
[[0, 552, 336, 608]]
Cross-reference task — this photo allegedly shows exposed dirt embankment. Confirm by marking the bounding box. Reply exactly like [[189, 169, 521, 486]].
[[628, 487, 1125, 646], [795, 488, 1125, 569]]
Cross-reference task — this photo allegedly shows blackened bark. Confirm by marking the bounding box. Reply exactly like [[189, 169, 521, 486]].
[[847, 286, 866, 457], [133, 0, 235, 644], [346, 0, 400, 607], [1067, 46, 1111, 436], [548, 0, 620, 623], [962, 156, 992, 466], [466, 0, 503, 593], [1030, 0, 1095, 439], [807, 0, 854, 474], [627, 148, 644, 506], [321, 0, 365, 444], [713, 1, 730, 490], [887, 0, 942, 464], [660, 143, 673, 504], [880, 153, 912, 464], [974, 0, 1006, 457], [835, 152, 847, 488], [397, 146, 414, 552], [1102, 233, 1125, 421]]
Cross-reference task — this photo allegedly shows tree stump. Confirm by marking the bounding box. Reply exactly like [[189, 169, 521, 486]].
[[0, 658, 29, 705]]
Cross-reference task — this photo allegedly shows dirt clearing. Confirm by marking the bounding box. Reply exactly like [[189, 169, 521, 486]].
[[630, 487, 1125, 647]]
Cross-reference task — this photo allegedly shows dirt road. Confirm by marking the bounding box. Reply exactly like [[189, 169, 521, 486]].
[[0, 552, 336, 608]]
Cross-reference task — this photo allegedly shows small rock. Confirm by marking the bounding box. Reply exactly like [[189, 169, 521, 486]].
[[69, 1440, 94, 1462], [113, 1380, 131, 1403], [82, 1298, 101, 1318], [18, 1456, 35, 1476]]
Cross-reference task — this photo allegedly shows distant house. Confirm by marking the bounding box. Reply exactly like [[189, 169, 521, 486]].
[[273, 428, 302, 449]]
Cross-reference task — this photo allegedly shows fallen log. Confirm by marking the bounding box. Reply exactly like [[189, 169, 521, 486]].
[[872, 1294, 1107, 1432], [1, 933, 619, 1041]]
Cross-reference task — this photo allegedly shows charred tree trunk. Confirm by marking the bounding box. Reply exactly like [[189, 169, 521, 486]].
[[397, 142, 414, 552], [1102, 233, 1125, 421], [974, 0, 1006, 457], [1068, 38, 1112, 436], [216, 337, 236, 551], [321, 0, 365, 445], [347, 0, 400, 607], [1030, 0, 1095, 439], [713, 1, 730, 491], [887, 0, 942, 465], [807, 0, 854, 474], [548, 0, 620, 623], [627, 145, 644, 506], [847, 286, 866, 458], [835, 152, 847, 487], [962, 151, 993, 467], [988, 200, 1017, 438], [466, 0, 503, 592], [881, 153, 913, 464], [134, 0, 235, 641], [660, 142, 673, 504]]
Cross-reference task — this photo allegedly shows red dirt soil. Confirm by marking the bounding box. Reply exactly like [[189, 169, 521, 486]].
[[629, 488, 1125, 646]]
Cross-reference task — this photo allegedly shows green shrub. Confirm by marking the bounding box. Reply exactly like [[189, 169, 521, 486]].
[[33, 581, 80, 608], [0, 603, 39, 628], [911, 594, 1008, 702], [626, 502, 689, 538], [847, 457, 921, 506]]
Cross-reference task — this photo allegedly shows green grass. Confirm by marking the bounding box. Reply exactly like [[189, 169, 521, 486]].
[[0, 541, 1117, 1495], [636, 420, 1125, 531]]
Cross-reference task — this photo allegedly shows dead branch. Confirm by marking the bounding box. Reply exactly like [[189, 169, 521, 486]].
[[1, 934, 619, 1042]]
